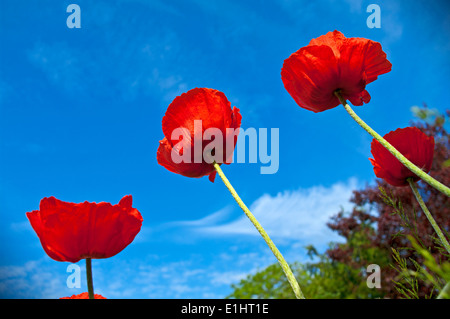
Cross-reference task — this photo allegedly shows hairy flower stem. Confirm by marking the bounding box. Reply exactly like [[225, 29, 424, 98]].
[[334, 91, 450, 198], [408, 178, 450, 255], [86, 258, 94, 300], [213, 163, 305, 299]]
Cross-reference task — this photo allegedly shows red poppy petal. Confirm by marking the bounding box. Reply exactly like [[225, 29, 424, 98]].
[[88, 201, 143, 260], [308, 30, 345, 57], [423, 134, 435, 172], [60, 292, 107, 299], [157, 137, 216, 178], [27, 196, 143, 263], [162, 88, 233, 144], [26, 210, 43, 238], [26, 209, 71, 261], [157, 137, 179, 174], [33, 197, 86, 262], [209, 171, 217, 183], [371, 138, 409, 185], [283, 30, 391, 112], [119, 195, 133, 208], [390, 127, 435, 173], [370, 157, 406, 186], [222, 106, 242, 165], [369, 127, 434, 187], [281, 45, 340, 112], [337, 39, 370, 98], [347, 89, 371, 106], [355, 39, 392, 84], [339, 36, 391, 87], [158, 88, 241, 180]]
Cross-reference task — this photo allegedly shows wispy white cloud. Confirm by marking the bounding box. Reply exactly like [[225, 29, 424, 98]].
[[165, 207, 233, 228], [0, 258, 73, 298], [180, 179, 358, 248], [134, 178, 358, 251]]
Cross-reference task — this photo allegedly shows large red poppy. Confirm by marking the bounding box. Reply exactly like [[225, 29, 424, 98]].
[[281, 30, 392, 112], [26, 195, 143, 263], [157, 87, 242, 182], [369, 127, 435, 187]]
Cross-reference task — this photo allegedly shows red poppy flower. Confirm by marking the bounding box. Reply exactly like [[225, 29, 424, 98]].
[[157, 87, 242, 182], [26, 195, 143, 263], [281, 30, 392, 112], [369, 127, 435, 187], [60, 292, 106, 299]]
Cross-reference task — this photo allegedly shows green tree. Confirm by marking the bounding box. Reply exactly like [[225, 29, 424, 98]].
[[227, 229, 387, 299]]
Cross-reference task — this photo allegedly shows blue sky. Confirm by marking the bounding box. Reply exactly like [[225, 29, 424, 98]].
[[0, 0, 449, 298]]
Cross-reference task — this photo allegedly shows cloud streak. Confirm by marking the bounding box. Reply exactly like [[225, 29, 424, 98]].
[[167, 178, 359, 248]]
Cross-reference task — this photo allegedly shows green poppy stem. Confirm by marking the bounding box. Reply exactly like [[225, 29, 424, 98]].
[[408, 178, 450, 255], [213, 163, 305, 299], [334, 91, 450, 198], [86, 258, 94, 299]]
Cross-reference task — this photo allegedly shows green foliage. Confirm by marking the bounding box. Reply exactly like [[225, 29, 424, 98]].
[[380, 186, 450, 299], [227, 232, 388, 299], [227, 262, 300, 299], [443, 159, 450, 168], [378, 186, 422, 246], [411, 106, 441, 121], [391, 237, 450, 299], [302, 247, 386, 299]]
